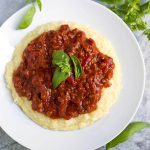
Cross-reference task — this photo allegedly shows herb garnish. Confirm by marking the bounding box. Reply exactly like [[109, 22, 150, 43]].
[[18, 0, 42, 29], [52, 68, 71, 89], [71, 55, 82, 79], [100, 0, 122, 4], [18, 4, 36, 29], [106, 122, 150, 150], [52, 50, 82, 88], [52, 50, 71, 73], [98, 0, 150, 40]]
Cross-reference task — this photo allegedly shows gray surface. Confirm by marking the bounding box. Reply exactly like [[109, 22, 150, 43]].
[[0, 0, 150, 150]]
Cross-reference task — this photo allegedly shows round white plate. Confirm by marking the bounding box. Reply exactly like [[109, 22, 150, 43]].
[[0, 0, 145, 149]]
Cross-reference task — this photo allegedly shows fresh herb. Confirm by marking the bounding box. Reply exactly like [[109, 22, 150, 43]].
[[98, 0, 150, 40], [18, 4, 36, 29], [36, 0, 42, 11], [140, 1, 150, 16], [99, 0, 123, 4], [52, 50, 71, 88], [71, 55, 82, 79], [52, 68, 70, 89], [129, 18, 147, 31], [106, 122, 150, 150], [144, 29, 150, 40], [18, 0, 43, 29], [52, 50, 71, 73], [51, 51, 83, 88]]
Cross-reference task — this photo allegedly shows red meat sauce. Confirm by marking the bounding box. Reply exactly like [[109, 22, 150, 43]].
[[13, 25, 115, 120]]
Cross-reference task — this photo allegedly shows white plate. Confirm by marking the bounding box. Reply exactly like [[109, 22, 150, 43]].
[[0, 0, 145, 149]]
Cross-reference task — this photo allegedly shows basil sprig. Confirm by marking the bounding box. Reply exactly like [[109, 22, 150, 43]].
[[106, 122, 150, 150], [52, 50, 82, 89], [18, 4, 36, 29], [52, 51, 71, 89], [71, 55, 82, 79]]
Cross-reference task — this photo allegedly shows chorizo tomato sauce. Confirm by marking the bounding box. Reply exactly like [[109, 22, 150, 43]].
[[13, 25, 115, 119]]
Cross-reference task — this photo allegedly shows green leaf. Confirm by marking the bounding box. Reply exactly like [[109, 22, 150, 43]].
[[106, 122, 150, 150], [52, 50, 72, 88], [18, 4, 36, 29], [98, 0, 123, 4], [124, 1, 140, 23], [52, 50, 70, 65], [144, 29, 150, 40], [128, 17, 147, 31], [52, 68, 70, 89], [140, 1, 150, 16], [36, 0, 42, 11], [52, 50, 71, 73], [71, 55, 82, 79]]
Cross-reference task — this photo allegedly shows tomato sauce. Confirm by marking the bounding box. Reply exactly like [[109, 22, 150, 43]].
[[13, 25, 114, 119]]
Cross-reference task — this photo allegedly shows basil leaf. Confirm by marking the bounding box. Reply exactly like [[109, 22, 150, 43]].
[[36, 0, 42, 11], [52, 50, 70, 64], [18, 4, 36, 29], [52, 68, 70, 89], [52, 50, 71, 73], [71, 55, 82, 79], [52, 51, 72, 88], [106, 122, 150, 150]]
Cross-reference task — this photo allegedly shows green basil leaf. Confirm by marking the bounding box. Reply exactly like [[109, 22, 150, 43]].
[[54, 62, 71, 73], [52, 50, 70, 63], [71, 55, 82, 79], [52, 68, 70, 89], [52, 50, 71, 73], [106, 122, 150, 150], [18, 4, 36, 29], [36, 0, 42, 11]]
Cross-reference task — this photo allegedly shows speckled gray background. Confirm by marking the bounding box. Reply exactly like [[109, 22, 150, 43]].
[[0, 0, 150, 150]]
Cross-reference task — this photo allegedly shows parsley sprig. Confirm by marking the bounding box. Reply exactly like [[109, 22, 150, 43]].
[[99, 0, 150, 40]]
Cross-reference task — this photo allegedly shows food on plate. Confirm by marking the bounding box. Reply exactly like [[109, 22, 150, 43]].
[[5, 22, 121, 130]]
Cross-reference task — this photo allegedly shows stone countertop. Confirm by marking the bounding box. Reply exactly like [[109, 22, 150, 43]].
[[0, 0, 149, 150]]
